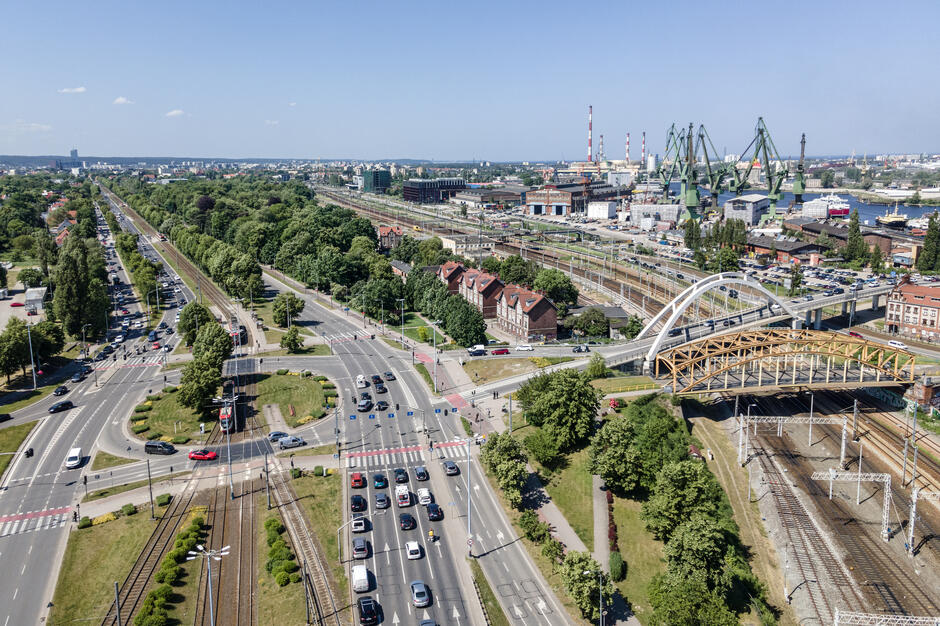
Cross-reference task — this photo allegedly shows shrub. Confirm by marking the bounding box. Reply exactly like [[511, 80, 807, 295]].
[[315, 375, 328, 382], [165, 385, 177, 393], [279, 560, 299, 574], [152, 583, 173, 601], [299, 370, 310, 378], [276, 368, 289, 375], [132, 424, 150, 434], [321, 381, 335, 388], [78, 516, 92, 529], [167, 548, 187, 564], [264, 518, 285, 534], [269, 545, 292, 562], [266, 558, 284, 574], [289, 572, 301, 584], [290, 467, 302, 479], [190, 516, 205, 530], [160, 565, 183, 585], [266, 530, 281, 547], [154, 569, 166, 584], [93, 512, 117, 526], [134, 405, 153, 413], [541, 539, 564, 569], [146, 394, 161, 401], [156, 494, 171, 507], [605, 490, 613, 505], [170, 436, 189, 444], [122, 503, 137, 516], [322, 389, 338, 398], [314, 465, 323, 477], [609, 551, 626, 582], [146, 432, 163, 440], [275, 571, 290, 586]]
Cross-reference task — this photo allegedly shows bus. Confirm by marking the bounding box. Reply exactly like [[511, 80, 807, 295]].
[[219, 405, 235, 433]]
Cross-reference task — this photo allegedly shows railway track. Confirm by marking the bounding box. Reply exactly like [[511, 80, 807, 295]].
[[100, 485, 198, 626], [269, 469, 340, 626]]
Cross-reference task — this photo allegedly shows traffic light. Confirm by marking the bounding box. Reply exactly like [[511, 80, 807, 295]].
[[82, 475, 87, 486], [395, 403, 399, 411]]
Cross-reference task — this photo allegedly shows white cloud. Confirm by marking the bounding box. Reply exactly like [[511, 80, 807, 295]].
[[264, 120, 279, 126], [0, 120, 53, 133], [165, 109, 185, 117], [57, 86, 86, 94], [288, 102, 297, 107], [113, 96, 134, 105]]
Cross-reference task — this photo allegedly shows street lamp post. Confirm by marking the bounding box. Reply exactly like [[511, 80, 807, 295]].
[[26, 321, 37, 390], [397, 299, 406, 349], [186, 544, 230, 626], [583, 570, 605, 626], [336, 511, 385, 563], [466, 436, 472, 557], [81, 323, 92, 360]]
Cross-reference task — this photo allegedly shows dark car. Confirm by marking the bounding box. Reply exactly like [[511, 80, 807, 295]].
[[414, 466, 429, 481], [267, 431, 288, 443], [375, 383, 387, 394], [53, 385, 69, 396], [357, 597, 379, 625], [360, 392, 372, 401], [467, 349, 486, 357], [49, 400, 74, 413], [394, 468, 408, 483], [145, 441, 175, 455], [350, 495, 367, 512], [373, 473, 388, 489], [426, 503, 443, 521], [383, 371, 395, 381], [70, 372, 84, 383], [375, 400, 389, 411], [371, 374, 383, 385], [443, 460, 459, 476], [399, 513, 416, 530]]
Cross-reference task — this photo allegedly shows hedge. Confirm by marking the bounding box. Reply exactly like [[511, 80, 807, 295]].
[[122, 503, 137, 516], [321, 382, 335, 389], [171, 435, 190, 444], [146, 432, 163, 440], [314, 465, 323, 476], [290, 467, 302, 479], [132, 424, 150, 434], [156, 494, 172, 507], [314, 375, 328, 382], [78, 516, 92, 529], [134, 405, 153, 413], [165, 385, 178, 393], [146, 394, 161, 401], [276, 368, 289, 375], [610, 551, 625, 582]]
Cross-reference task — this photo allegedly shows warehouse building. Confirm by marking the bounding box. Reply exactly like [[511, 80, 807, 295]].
[[525, 182, 626, 217], [403, 178, 466, 204], [724, 194, 770, 226]]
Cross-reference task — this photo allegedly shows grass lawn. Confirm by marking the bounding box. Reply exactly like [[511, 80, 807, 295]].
[[611, 497, 665, 624], [0, 381, 60, 413], [400, 312, 448, 346], [381, 337, 407, 351], [84, 472, 190, 502], [276, 443, 336, 458], [292, 473, 348, 613], [591, 376, 659, 394], [49, 503, 166, 625], [469, 558, 511, 626], [538, 446, 594, 552], [257, 495, 307, 625], [464, 358, 538, 385], [414, 363, 436, 394], [254, 296, 315, 338], [257, 373, 327, 428], [133, 390, 212, 444], [258, 344, 331, 358], [0, 420, 37, 480], [91, 450, 135, 470]]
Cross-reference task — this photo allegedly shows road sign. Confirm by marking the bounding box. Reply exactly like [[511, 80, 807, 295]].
[[435, 409, 441, 414], [407, 411, 414, 416], [349, 414, 357, 420], [369, 414, 376, 420], [387, 413, 395, 419], [467, 538, 473, 546]]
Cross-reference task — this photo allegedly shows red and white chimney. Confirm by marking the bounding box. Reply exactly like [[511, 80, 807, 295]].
[[587, 105, 593, 162]]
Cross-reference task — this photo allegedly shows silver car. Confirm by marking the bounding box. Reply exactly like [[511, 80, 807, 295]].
[[278, 436, 305, 450], [410, 580, 431, 608], [352, 537, 369, 560]]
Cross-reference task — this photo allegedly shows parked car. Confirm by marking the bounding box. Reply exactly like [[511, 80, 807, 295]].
[[53, 385, 69, 396], [491, 348, 509, 355], [49, 400, 74, 413], [188, 449, 218, 461], [515, 344, 534, 351], [278, 436, 305, 450]]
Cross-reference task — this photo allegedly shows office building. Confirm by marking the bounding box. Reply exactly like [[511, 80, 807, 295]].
[[403, 178, 466, 204], [362, 170, 391, 194]]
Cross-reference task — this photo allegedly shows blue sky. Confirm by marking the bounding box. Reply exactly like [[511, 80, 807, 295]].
[[1, 0, 937, 161]]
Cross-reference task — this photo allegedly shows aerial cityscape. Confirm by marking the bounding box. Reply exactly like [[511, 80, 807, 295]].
[[1, 2, 939, 626]]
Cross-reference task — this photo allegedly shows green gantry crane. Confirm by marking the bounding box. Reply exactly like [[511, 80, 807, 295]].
[[792, 133, 807, 204], [728, 117, 789, 224]]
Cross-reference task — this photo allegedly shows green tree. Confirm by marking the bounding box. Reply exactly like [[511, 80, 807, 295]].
[[528, 370, 600, 451], [523, 427, 561, 469], [17, 268, 45, 288], [480, 256, 502, 274], [918, 214, 939, 271], [682, 218, 701, 251], [589, 416, 643, 495], [178, 357, 221, 410], [32, 320, 64, 361], [642, 461, 725, 541], [621, 315, 644, 340], [192, 322, 233, 372], [479, 432, 528, 509], [584, 352, 607, 380], [558, 552, 613, 621], [444, 299, 486, 347], [272, 293, 305, 328], [714, 246, 739, 273], [280, 326, 302, 353], [515, 372, 552, 415], [647, 570, 737, 626], [663, 514, 730, 588], [787, 263, 803, 296], [533, 269, 579, 306], [843, 209, 868, 262], [820, 169, 835, 188], [870, 245, 884, 272], [571, 307, 609, 337], [499, 255, 539, 286], [178, 302, 213, 347]]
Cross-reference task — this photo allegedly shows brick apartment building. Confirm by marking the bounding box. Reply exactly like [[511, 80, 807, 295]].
[[377, 225, 404, 250], [459, 269, 503, 318], [437, 261, 465, 294], [495, 285, 557, 341], [885, 279, 940, 340]]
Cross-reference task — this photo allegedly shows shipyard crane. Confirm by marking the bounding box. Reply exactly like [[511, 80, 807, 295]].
[[655, 123, 703, 221], [728, 117, 790, 223], [656, 123, 684, 202], [694, 125, 732, 210], [792, 133, 807, 204]]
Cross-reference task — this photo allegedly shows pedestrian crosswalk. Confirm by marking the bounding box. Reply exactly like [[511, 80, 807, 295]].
[[93, 354, 166, 370], [0, 512, 70, 538], [345, 441, 468, 469], [323, 330, 373, 343]]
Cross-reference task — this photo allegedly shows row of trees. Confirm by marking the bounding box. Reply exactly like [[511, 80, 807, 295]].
[[916, 214, 940, 272], [479, 255, 579, 313], [51, 221, 110, 338], [177, 314, 233, 411], [403, 267, 486, 347], [114, 232, 162, 311], [0, 317, 64, 383]]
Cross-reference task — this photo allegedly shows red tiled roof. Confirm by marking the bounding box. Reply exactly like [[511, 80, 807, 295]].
[[499, 284, 551, 313], [439, 261, 464, 279], [892, 282, 940, 305], [378, 225, 403, 237]]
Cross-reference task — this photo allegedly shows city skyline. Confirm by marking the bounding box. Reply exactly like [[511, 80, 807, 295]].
[[1, 0, 938, 160]]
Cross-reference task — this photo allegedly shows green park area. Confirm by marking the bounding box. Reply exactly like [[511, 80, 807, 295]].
[[90, 450, 135, 470], [256, 501, 307, 624], [257, 371, 333, 428], [293, 472, 348, 615], [128, 388, 210, 445], [0, 420, 37, 480]]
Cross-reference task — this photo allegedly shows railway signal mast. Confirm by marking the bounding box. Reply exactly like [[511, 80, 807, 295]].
[[906, 487, 940, 557], [811, 468, 892, 541]]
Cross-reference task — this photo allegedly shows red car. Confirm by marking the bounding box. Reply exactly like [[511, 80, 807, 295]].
[[10, 302, 24, 307], [491, 348, 510, 355], [120, 308, 130, 315], [351, 472, 365, 488], [188, 449, 218, 461], [848, 331, 863, 338], [152, 341, 161, 350]]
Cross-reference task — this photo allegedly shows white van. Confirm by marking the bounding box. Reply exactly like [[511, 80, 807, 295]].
[[352, 565, 370, 593], [888, 340, 908, 350], [65, 447, 82, 469], [395, 485, 410, 507]]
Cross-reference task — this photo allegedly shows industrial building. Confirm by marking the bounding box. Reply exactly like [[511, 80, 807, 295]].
[[626, 203, 681, 229], [450, 188, 524, 209], [606, 171, 633, 187], [362, 170, 391, 194], [403, 178, 466, 204], [724, 194, 770, 226], [587, 201, 617, 220], [525, 182, 626, 217]]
